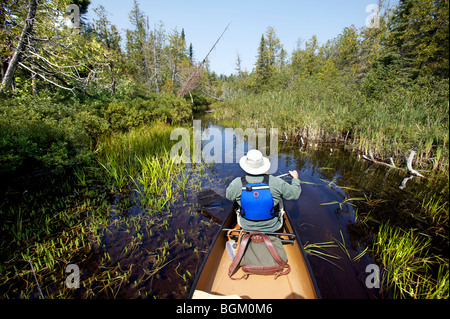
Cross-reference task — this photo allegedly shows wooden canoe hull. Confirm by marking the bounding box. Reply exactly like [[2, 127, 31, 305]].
[[189, 208, 320, 299]]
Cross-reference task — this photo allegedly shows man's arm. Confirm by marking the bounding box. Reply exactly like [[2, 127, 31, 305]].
[[280, 170, 301, 200], [226, 177, 242, 202]]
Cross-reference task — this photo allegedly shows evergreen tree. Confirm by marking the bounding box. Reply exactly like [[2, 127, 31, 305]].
[[387, 0, 449, 79], [92, 5, 123, 95], [264, 26, 282, 68], [126, 0, 151, 86], [189, 43, 194, 63], [255, 34, 269, 87]]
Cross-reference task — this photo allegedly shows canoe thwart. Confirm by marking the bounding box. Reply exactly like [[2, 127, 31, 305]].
[[222, 228, 296, 239], [226, 233, 295, 245]]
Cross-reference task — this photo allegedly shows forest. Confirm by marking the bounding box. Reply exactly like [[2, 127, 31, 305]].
[[1, 0, 448, 174], [0, 0, 448, 299]]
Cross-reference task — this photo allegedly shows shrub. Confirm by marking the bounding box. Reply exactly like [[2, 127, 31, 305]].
[[103, 94, 192, 131], [0, 98, 98, 175], [0, 93, 193, 177]]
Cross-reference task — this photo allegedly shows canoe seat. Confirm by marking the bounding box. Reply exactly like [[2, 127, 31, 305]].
[[192, 290, 242, 299]]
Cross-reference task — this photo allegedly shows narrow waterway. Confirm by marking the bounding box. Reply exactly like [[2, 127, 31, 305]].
[[38, 119, 446, 299], [192, 121, 381, 298], [177, 120, 448, 298]]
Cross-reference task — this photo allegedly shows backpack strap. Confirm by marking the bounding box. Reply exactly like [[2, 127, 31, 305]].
[[261, 234, 291, 279], [228, 232, 291, 280], [228, 233, 251, 280], [240, 175, 248, 186]]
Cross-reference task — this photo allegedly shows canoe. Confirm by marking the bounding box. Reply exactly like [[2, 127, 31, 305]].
[[188, 206, 321, 299]]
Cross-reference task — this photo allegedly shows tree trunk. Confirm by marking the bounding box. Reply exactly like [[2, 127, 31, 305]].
[[0, 0, 38, 94], [108, 61, 116, 96], [153, 40, 160, 93], [31, 70, 37, 95]]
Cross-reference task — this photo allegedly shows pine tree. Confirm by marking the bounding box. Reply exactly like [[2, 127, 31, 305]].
[[387, 0, 449, 79], [126, 0, 151, 86], [189, 43, 194, 63], [93, 5, 123, 95], [255, 34, 269, 87], [265, 26, 282, 67], [235, 53, 243, 77]]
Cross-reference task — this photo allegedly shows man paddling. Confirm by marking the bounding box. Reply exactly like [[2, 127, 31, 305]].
[[226, 149, 301, 232]]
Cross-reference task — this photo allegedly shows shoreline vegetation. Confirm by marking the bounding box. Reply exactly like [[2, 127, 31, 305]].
[[0, 0, 448, 299], [210, 77, 449, 174]]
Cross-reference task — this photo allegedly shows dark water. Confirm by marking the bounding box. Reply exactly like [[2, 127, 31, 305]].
[[84, 120, 447, 299], [193, 122, 381, 299]]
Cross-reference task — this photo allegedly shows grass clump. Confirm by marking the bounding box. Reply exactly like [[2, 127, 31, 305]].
[[95, 123, 190, 212], [372, 222, 448, 299], [212, 78, 449, 172]]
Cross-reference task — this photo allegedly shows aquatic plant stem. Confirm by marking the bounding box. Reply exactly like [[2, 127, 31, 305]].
[[27, 259, 44, 299]]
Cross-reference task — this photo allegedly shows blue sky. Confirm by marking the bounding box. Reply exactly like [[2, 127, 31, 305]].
[[86, 0, 398, 75]]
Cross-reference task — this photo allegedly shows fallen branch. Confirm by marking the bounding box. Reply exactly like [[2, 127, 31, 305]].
[[405, 150, 424, 177], [18, 62, 75, 93], [362, 150, 425, 178], [362, 150, 396, 169]]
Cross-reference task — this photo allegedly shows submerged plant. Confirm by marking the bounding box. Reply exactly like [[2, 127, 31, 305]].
[[303, 241, 342, 270], [372, 222, 448, 299]]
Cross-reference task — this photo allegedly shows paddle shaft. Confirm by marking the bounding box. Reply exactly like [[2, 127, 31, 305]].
[[198, 173, 291, 204]]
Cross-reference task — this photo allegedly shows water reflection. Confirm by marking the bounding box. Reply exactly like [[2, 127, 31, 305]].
[[85, 120, 447, 299], [194, 121, 447, 298]]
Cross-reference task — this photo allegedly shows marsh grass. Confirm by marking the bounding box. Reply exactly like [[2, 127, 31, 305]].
[[372, 222, 449, 299], [212, 85, 449, 171], [420, 194, 449, 229], [303, 241, 343, 270], [96, 122, 195, 213], [96, 123, 176, 192], [0, 121, 211, 299]]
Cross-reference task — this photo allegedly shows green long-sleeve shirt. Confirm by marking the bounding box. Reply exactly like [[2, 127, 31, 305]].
[[225, 174, 302, 232]]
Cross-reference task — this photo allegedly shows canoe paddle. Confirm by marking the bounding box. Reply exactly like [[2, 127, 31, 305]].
[[196, 172, 292, 208]]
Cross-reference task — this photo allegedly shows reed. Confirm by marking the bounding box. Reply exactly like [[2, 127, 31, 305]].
[[303, 241, 342, 270], [212, 85, 449, 171], [420, 194, 449, 227], [372, 222, 448, 299], [133, 152, 186, 212], [96, 123, 176, 192]]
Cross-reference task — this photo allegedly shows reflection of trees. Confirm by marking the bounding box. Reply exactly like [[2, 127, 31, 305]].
[[280, 141, 448, 248]]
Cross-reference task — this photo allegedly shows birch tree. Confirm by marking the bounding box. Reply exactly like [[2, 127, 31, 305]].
[[0, 0, 38, 94]]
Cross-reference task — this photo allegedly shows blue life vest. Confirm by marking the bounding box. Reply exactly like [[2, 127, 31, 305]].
[[240, 175, 277, 221]]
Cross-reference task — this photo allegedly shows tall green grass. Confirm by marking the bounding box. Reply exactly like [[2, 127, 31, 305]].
[[96, 122, 190, 212], [372, 222, 448, 299], [133, 153, 182, 211], [96, 123, 174, 191], [212, 79, 449, 171]]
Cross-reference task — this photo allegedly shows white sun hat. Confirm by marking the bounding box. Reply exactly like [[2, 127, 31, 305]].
[[239, 149, 271, 175]]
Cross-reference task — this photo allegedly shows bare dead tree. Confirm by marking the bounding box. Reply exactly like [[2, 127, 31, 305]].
[[0, 0, 38, 94], [178, 22, 230, 97], [362, 149, 426, 190]]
